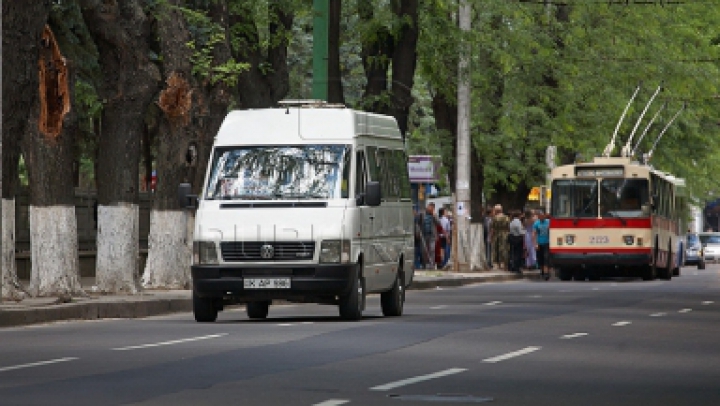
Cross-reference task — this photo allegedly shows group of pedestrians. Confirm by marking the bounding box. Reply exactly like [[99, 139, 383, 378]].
[[484, 204, 551, 280], [414, 202, 452, 270]]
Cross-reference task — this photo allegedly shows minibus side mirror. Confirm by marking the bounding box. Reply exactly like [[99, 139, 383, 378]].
[[177, 183, 197, 209], [365, 181, 381, 207]]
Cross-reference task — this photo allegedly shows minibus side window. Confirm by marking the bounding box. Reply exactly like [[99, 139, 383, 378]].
[[355, 150, 366, 198]]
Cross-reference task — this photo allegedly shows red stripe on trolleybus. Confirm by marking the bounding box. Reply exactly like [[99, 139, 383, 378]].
[[550, 218, 651, 228], [551, 248, 652, 254]]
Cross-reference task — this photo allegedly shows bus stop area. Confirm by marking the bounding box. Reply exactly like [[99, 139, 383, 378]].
[[0, 270, 533, 328]]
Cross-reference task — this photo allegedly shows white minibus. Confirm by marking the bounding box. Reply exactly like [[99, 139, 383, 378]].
[[182, 101, 415, 322]]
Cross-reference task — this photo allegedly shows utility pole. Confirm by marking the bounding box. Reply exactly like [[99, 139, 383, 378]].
[[454, 0, 471, 272], [312, 0, 329, 101]]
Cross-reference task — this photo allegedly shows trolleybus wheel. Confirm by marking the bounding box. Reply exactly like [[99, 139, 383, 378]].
[[558, 268, 572, 281]]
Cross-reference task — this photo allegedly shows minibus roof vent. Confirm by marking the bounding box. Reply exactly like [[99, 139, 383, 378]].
[[277, 99, 346, 109]]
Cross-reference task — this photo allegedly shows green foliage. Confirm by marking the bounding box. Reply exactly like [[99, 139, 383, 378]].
[[412, 0, 720, 200], [181, 7, 250, 86]]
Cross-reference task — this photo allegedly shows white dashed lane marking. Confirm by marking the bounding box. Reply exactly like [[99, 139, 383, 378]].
[[112, 333, 228, 351], [430, 305, 448, 310], [679, 309, 693, 313], [702, 301, 714, 305], [314, 400, 349, 406], [0, 357, 78, 373], [650, 313, 667, 317], [370, 368, 467, 391], [613, 321, 632, 327], [561, 333, 588, 340], [483, 347, 542, 363], [485, 301, 502, 306]]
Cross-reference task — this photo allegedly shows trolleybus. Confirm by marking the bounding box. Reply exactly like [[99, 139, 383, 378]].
[[549, 156, 687, 281]]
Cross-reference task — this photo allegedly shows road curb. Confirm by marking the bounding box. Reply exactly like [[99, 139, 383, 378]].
[[0, 298, 192, 328], [408, 273, 526, 290]]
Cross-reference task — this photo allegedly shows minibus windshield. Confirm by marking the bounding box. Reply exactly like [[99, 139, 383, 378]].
[[205, 145, 350, 200]]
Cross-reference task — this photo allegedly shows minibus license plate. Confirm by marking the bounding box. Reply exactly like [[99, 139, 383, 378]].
[[244, 278, 291, 289]]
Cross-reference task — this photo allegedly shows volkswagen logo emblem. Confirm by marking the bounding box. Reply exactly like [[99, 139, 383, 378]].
[[260, 244, 275, 259]]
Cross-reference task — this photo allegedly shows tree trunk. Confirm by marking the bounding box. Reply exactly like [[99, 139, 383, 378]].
[[1, 0, 52, 300], [23, 25, 85, 298], [432, 92, 457, 190], [389, 0, 419, 137], [358, 2, 393, 113], [231, 1, 293, 108], [142, 0, 194, 289], [80, 0, 160, 294], [327, 0, 344, 104], [144, 0, 233, 289], [189, 1, 233, 195], [2, 199, 25, 301]]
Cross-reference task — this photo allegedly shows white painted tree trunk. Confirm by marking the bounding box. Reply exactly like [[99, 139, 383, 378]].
[[2, 198, 27, 301], [28, 206, 85, 297], [96, 204, 140, 294], [142, 210, 192, 289], [456, 223, 487, 272]]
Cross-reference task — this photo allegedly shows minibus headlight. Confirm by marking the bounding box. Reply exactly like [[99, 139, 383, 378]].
[[320, 240, 351, 264], [623, 235, 634, 246], [193, 241, 219, 265], [565, 235, 576, 245]]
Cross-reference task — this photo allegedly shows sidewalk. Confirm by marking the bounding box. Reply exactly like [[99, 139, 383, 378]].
[[1, 269, 536, 328]]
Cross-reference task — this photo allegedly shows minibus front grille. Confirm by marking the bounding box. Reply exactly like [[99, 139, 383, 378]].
[[220, 241, 316, 261]]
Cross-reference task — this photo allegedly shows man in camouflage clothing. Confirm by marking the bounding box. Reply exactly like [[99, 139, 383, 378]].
[[491, 204, 510, 269]]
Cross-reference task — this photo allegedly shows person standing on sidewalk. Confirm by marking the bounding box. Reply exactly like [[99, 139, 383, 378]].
[[422, 203, 438, 269], [439, 208, 451, 268], [524, 209, 537, 270], [533, 210, 551, 280], [508, 211, 526, 273], [483, 208, 493, 268], [491, 204, 510, 270], [414, 207, 425, 269]]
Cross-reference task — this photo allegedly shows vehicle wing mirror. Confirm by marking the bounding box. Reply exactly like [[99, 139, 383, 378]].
[[365, 181, 381, 207], [177, 183, 197, 209], [641, 203, 651, 216]]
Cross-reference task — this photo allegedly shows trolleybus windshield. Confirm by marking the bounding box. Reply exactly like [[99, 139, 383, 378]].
[[552, 178, 650, 219], [552, 179, 597, 218], [599, 179, 649, 218]]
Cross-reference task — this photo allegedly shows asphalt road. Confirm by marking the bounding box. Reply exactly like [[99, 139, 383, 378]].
[[2, 265, 719, 406]]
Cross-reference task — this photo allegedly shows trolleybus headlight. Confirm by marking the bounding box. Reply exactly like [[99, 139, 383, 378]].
[[565, 235, 575, 245], [623, 235, 635, 246], [637, 237, 644, 246], [557, 237, 563, 246]]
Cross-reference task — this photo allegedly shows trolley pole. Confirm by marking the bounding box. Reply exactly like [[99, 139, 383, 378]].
[[454, 0, 471, 272]]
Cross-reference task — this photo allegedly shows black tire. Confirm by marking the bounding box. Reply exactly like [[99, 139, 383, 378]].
[[339, 266, 364, 321], [381, 271, 405, 317], [698, 261, 706, 270], [659, 244, 673, 280], [673, 267, 680, 277], [573, 270, 586, 281], [643, 246, 659, 281], [246, 301, 270, 319], [558, 268, 572, 281], [193, 291, 218, 323]]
